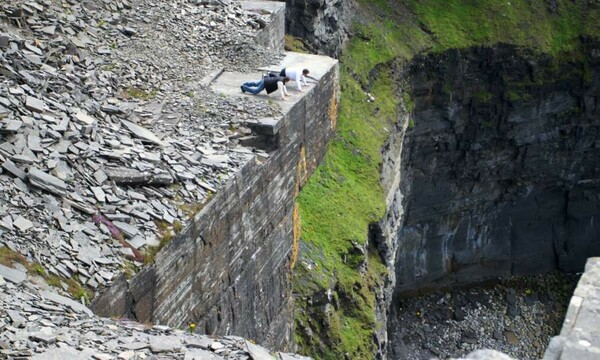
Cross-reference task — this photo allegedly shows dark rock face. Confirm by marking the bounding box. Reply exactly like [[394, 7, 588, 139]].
[[394, 41, 600, 294], [285, 0, 354, 57]]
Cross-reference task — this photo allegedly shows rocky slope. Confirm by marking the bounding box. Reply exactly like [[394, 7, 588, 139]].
[[0, 262, 309, 359], [0, 0, 282, 297], [0, 0, 318, 358]]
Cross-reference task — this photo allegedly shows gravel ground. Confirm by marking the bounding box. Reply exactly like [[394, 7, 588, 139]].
[[389, 272, 579, 360]]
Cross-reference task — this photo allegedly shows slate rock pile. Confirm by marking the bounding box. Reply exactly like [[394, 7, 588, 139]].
[[0, 0, 284, 296], [0, 265, 311, 359], [391, 272, 577, 360]]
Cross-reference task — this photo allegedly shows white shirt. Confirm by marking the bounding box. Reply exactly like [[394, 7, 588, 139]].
[[284, 68, 308, 91]]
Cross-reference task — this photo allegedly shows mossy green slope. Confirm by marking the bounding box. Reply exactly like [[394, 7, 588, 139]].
[[293, 1, 600, 359]]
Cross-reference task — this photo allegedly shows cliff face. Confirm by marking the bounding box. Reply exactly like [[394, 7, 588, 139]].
[[392, 41, 600, 294], [285, 0, 354, 57]]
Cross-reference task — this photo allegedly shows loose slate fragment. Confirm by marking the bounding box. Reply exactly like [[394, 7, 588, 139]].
[[0, 264, 27, 284], [74, 109, 97, 125], [2, 160, 27, 180], [106, 167, 173, 186], [121, 120, 165, 146], [39, 290, 94, 316], [25, 96, 47, 113], [14, 216, 33, 231], [28, 168, 68, 196], [91, 186, 106, 202], [2, 120, 22, 132], [113, 221, 139, 238]]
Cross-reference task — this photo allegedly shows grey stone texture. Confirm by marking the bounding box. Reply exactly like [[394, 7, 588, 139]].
[[544, 258, 600, 360], [285, 0, 354, 57], [241, 1, 286, 51]]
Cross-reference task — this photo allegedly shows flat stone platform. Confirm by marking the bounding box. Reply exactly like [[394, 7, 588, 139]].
[[212, 52, 339, 114]]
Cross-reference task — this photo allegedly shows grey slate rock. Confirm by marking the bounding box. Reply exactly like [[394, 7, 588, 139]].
[[121, 120, 165, 146], [39, 290, 94, 316], [28, 168, 68, 196], [246, 341, 275, 360], [0, 264, 28, 284], [2, 160, 27, 180], [13, 216, 33, 231], [25, 96, 47, 113]]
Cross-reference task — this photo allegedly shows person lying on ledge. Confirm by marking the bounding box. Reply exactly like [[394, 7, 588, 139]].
[[241, 76, 291, 100], [278, 68, 309, 92]]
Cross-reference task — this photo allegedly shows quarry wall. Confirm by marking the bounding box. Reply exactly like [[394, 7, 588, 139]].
[[92, 6, 340, 349]]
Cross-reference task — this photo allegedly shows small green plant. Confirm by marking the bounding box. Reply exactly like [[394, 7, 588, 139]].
[[408, 119, 415, 130], [188, 323, 196, 333], [123, 87, 158, 100], [0, 246, 93, 301], [173, 220, 183, 234], [285, 34, 309, 53], [144, 221, 176, 264], [121, 260, 137, 279], [32, 263, 46, 276]]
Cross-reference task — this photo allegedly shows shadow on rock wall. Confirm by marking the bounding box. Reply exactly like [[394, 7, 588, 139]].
[[395, 40, 600, 294]]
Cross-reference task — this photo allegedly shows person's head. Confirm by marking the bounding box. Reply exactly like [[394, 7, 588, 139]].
[[302, 69, 309, 76], [283, 76, 291, 84]]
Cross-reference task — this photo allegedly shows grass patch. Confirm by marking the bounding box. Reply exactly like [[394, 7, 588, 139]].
[[404, 0, 597, 55], [294, 43, 400, 359], [0, 246, 93, 301], [144, 220, 174, 264], [285, 34, 309, 53], [122, 87, 158, 100]]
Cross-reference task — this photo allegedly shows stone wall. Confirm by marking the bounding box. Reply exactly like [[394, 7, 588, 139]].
[[92, 54, 339, 350], [242, 1, 285, 50], [544, 257, 600, 359]]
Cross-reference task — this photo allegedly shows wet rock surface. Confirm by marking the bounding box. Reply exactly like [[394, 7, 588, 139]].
[[388, 272, 577, 360]]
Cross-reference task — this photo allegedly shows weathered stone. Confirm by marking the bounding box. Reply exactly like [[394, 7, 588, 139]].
[[149, 336, 182, 353], [25, 96, 47, 113], [0, 264, 28, 284], [121, 120, 165, 146], [28, 168, 68, 196], [13, 216, 33, 231], [246, 341, 275, 360], [40, 290, 94, 316], [2, 160, 27, 180]]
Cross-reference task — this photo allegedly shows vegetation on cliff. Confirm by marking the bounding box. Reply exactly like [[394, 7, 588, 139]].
[[293, 0, 600, 359]]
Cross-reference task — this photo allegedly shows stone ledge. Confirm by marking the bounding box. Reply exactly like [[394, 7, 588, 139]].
[[544, 257, 600, 360]]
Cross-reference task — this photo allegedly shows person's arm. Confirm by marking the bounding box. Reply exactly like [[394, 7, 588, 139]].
[[283, 83, 290, 96], [301, 75, 308, 86], [278, 81, 287, 100], [296, 76, 303, 92]]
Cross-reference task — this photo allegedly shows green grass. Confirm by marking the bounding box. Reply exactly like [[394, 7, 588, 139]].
[[1, 246, 93, 301], [405, 0, 598, 55], [293, 0, 600, 358], [294, 38, 400, 360]]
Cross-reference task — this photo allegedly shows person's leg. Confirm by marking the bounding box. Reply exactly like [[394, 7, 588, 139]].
[[242, 79, 265, 94]]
